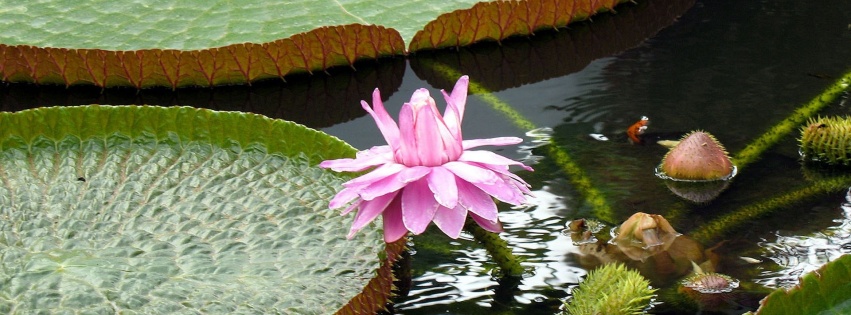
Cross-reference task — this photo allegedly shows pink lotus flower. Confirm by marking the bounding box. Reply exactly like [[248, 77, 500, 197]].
[[320, 76, 533, 243]]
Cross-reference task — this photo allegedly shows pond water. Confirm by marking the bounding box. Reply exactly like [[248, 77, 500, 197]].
[[324, 1, 851, 314], [2, 0, 851, 314]]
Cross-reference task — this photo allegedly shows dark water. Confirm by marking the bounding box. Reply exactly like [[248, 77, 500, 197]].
[[2, 0, 851, 314], [325, 1, 851, 314]]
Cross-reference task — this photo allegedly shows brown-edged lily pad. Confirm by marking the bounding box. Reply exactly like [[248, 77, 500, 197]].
[[0, 0, 636, 88]]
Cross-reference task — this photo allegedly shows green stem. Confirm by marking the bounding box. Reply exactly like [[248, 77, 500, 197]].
[[732, 69, 851, 170], [669, 69, 851, 225], [426, 61, 616, 223], [464, 220, 525, 277], [684, 69, 851, 241], [690, 175, 851, 243]]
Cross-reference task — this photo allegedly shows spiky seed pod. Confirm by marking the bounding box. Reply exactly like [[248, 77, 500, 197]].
[[682, 272, 739, 294], [564, 263, 656, 315], [799, 116, 851, 165], [661, 131, 734, 181], [678, 264, 740, 310], [678, 282, 737, 311]]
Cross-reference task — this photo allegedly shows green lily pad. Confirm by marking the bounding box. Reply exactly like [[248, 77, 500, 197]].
[[0, 0, 478, 51], [749, 254, 851, 315], [0, 0, 633, 88], [408, 0, 627, 51], [0, 105, 400, 314]]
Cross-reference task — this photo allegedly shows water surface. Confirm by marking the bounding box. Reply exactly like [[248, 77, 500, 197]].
[[324, 1, 851, 314], [2, 0, 850, 314]]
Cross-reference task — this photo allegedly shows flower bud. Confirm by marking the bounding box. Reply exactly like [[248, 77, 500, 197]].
[[660, 131, 734, 181]]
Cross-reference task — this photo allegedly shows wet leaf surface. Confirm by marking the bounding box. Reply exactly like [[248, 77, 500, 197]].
[[0, 105, 399, 314]]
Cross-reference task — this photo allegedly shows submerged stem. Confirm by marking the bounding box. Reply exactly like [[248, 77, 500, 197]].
[[691, 175, 851, 243], [686, 69, 851, 241], [464, 219, 525, 277], [733, 69, 851, 170], [426, 60, 616, 223]]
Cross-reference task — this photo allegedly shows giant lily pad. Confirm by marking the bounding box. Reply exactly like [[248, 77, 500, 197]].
[[749, 254, 851, 315], [0, 0, 630, 88], [408, 0, 624, 51], [0, 105, 403, 314]]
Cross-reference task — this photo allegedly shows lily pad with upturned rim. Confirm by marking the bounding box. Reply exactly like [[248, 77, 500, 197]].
[[0, 105, 402, 314], [0, 0, 631, 88]]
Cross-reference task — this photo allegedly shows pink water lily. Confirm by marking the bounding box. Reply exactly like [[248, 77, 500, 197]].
[[320, 75, 533, 243]]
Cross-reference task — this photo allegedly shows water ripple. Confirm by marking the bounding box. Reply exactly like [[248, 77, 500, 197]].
[[755, 188, 851, 289], [394, 187, 585, 313]]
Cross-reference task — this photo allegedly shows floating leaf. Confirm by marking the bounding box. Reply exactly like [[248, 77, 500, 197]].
[[409, 0, 626, 51], [0, 105, 403, 314], [0, 24, 405, 89], [0, 0, 457, 88], [748, 254, 851, 315], [0, 0, 640, 88], [0, 1, 480, 51]]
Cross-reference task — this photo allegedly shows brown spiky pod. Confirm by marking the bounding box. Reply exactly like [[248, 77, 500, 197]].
[[661, 131, 734, 181], [799, 116, 851, 165]]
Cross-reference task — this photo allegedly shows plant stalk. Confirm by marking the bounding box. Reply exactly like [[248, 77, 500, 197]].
[[464, 219, 525, 277]]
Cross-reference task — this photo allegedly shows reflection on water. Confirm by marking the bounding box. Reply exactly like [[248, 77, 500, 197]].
[[0, 57, 406, 128], [394, 187, 583, 314], [0, 0, 849, 314], [384, 0, 851, 314], [410, 0, 696, 93], [756, 188, 851, 289]]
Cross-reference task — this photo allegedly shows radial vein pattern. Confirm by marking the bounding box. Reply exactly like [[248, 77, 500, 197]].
[[0, 133, 384, 314]]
